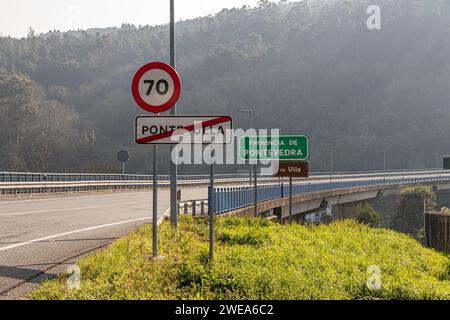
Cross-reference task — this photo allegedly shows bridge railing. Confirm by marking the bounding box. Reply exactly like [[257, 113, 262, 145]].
[[212, 175, 450, 215], [1, 170, 449, 196], [1, 169, 446, 183], [0, 172, 258, 183]]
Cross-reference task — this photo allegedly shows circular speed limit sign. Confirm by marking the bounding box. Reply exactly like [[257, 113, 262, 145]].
[[132, 62, 181, 113]]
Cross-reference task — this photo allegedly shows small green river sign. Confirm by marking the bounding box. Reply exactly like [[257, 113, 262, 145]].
[[239, 135, 309, 161]]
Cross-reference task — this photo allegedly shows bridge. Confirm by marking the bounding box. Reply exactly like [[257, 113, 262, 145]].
[[1, 169, 450, 298], [212, 170, 450, 223]]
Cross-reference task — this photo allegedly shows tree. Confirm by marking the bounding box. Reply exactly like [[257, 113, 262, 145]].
[[395, 185, 436, 238], [20, 99, 82, 172], [27, 27, 36, 38], [356, 203, 380, 228], [0, 70, 83, 171], [257, 0, 275, 8], [0, 70, 41, 170]]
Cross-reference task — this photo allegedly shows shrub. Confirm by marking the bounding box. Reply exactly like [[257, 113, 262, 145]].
[[356, 203, 380, 228]]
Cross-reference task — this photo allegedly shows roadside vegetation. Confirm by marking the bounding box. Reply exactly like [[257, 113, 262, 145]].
[[356, 203, 380, 228], [32, 216, 450, 300], [394, 185, 436, 238]]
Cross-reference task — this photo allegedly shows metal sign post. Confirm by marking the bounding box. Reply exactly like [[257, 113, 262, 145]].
[[152, 145, 158, 257], [289, 176, 293, 224], [422, 196, 427, 241], [254, 165, 257, 217], [117, 150, 129, 175], [169, 0, 178, 230], [209, 164, 215, 260], [329, 143, 333, 183]]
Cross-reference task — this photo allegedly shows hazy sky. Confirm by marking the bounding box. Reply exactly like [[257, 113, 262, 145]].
[[0, 0, 262, 38]]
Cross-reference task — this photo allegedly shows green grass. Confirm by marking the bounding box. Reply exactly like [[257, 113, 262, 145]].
[[31, 216, 450, 300]]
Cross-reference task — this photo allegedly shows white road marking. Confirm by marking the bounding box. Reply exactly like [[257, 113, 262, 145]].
[[0, 200, 150, 217], [0, 217, 152, 253]]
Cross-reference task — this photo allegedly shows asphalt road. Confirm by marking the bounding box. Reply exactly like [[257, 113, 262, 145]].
[[0, 187, 207, 299]]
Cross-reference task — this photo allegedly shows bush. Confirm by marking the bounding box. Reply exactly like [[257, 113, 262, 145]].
[[356, 203, 380, 228]]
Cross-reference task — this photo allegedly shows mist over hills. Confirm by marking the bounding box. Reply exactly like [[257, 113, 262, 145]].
[[0, 0, 449, 174]]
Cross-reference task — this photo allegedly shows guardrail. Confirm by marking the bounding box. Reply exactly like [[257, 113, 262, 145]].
[[211, 175, 450, 215], [0, 176, 285, 195], [1, 169, 446, 183], [0, 180, 156, 195], [1, 170, 449, 196], [0, 172, 254, 183]]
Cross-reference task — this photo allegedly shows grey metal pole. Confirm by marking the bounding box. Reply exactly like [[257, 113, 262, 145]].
[[422, 196, 427, 241], [237, 109, 254, 185], [254, 165, 257, 217], [434, 153, 440, 169], [328, 143, 333, 183], [250, 110, 253, 186], [209, 164, 215, 260], [122, 162, 125, 175], [169, 0, 178, 229], [152, 145, 158, 257], [289, 176, 293, 224], [402, 197, 406, 234], [381, 150, 386, 184]]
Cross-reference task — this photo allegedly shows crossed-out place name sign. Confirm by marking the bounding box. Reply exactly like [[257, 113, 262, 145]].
[[135, 116, 233, 145]]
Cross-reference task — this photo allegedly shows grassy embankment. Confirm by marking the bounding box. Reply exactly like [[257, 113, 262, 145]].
[[32, 216, 450, 300]]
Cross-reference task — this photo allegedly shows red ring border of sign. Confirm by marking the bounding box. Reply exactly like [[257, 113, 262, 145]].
[[132, 62, 181, 114]]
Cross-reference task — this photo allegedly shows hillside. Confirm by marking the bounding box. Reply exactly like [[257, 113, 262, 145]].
[[32, 216, 450, 300], [1, 0, 450, 173]]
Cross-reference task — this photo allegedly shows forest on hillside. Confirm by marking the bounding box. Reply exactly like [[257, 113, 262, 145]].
[[1, 0, 450, 174]]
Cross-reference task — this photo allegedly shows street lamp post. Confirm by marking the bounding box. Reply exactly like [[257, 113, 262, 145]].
[[380, 150, 387, 184], [238, 109, 254, 185], [380, 150, 386, 171], [328, 143, 333, 183], [433, 152, 440, 169]]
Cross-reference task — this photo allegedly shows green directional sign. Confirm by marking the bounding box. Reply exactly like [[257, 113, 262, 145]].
[[239, 135, 309, 161]]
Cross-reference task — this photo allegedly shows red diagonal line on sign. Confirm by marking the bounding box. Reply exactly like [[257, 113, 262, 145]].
[[137, 116, 231, 144]]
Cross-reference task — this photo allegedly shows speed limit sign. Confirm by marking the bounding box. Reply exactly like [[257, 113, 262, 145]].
[[132, 62, 181, 113]]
